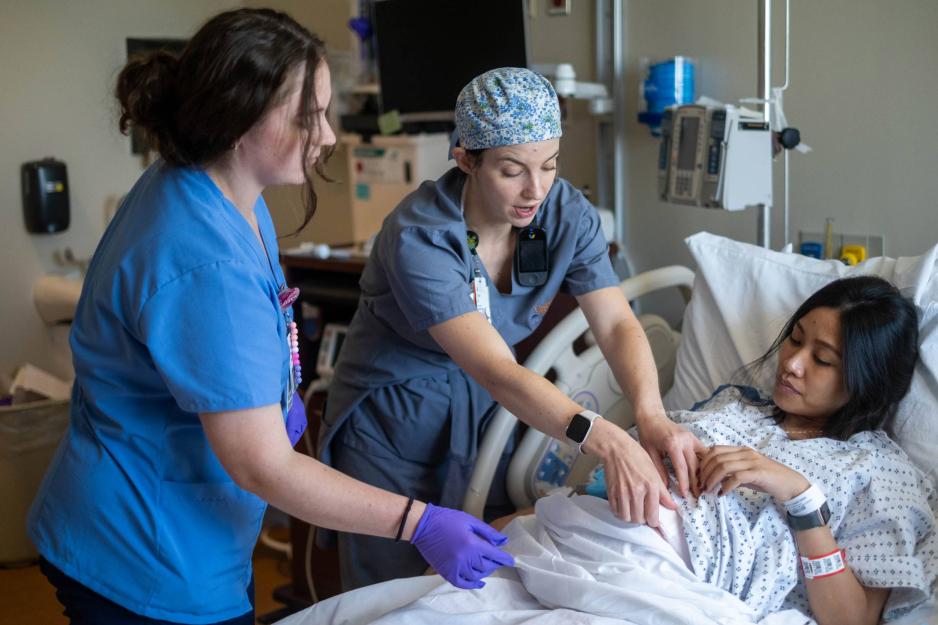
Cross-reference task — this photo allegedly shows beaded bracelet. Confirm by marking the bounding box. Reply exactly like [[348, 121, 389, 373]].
[[395, 496, 416, 543]]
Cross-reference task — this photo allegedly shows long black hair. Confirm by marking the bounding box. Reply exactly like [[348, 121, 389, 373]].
[[115, 8, 330, 233], [744, 276, 918, 439]]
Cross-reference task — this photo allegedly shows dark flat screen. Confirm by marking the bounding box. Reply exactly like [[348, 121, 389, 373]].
[[373, 0, 527, 116], [677, 117, 700, 170], [519, 239, 547, 272]]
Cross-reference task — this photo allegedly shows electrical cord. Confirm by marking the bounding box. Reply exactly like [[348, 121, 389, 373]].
[[301, 378, 332, 604]]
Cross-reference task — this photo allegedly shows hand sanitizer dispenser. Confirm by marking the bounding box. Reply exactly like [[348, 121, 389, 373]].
[[22, 158, 69, 234]]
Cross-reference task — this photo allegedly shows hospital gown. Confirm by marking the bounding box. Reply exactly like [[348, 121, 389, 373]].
[[672, 386, 937, 621]]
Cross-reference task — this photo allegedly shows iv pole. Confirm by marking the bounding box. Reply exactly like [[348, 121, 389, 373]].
[[757, 0, 773, 248], [602, 0, 779, 250], [594, 0, 632, 274]]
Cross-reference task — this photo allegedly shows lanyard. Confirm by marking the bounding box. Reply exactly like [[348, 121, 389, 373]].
[[466, 230, 492, 324], [259, 222, 301, 401]]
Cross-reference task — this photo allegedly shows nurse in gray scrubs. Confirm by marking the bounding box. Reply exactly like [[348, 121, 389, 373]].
[[320, 67, 704, 590]]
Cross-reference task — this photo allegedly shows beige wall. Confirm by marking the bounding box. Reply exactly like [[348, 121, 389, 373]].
[[0, 0, 238, 380], [527, 0, 599, 196], [622, 0, 938, 274], [7, 1, 934, 380]]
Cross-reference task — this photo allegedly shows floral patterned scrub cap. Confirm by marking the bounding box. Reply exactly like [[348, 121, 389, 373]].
[[454, 67, 562, 150]]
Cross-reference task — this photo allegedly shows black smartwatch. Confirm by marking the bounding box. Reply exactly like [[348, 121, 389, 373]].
[[786, 501, 831, 532], [565, 410, 601, 454]]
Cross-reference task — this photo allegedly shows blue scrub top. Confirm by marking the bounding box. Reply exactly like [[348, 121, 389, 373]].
[[319, 167, 619, 470], [28, 162, 293, 624]]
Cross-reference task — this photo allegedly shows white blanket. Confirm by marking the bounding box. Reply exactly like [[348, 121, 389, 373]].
[[277, 495, 815, 625]]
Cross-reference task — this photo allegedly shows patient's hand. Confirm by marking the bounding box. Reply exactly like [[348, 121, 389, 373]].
[[490, 507, 534, 532], [698, 445, 810, 501]]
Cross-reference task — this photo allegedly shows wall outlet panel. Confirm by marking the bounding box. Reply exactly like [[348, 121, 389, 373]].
[[799, 231, 884, 259]]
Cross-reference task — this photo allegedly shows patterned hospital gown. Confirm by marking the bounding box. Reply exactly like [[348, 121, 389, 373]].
[[671, 386, 937, 622]]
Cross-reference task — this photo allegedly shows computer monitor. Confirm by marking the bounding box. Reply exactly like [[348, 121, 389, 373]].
[[373, 0, 528, 120]]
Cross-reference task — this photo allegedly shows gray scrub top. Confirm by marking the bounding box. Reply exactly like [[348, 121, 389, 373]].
[[318, 167, 619, 468]]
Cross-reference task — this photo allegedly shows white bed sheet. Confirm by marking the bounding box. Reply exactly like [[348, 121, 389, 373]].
[[278, 495, 822, 625]]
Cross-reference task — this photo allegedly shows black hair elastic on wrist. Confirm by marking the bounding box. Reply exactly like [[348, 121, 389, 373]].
[[395, 496, 416, 542]]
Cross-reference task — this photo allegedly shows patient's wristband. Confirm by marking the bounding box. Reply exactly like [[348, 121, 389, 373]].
[[800, 548, 847, 580], [783, 483, 827, 516], [784, 484, 831, 531]]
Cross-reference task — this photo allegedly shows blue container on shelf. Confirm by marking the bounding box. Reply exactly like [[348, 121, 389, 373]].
[[638, 56, 696, 136], [800, 242, 823, 259]]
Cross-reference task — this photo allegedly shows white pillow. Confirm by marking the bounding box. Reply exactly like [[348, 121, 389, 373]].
[[663, 232, 938, 481]]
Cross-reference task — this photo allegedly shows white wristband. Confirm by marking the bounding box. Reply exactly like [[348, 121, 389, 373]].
[[784, 483, 827, 516], [800, 549, 847, 580]]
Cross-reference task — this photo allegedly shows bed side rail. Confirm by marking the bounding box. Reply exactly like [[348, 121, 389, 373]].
[[462, 265, 694, 519]]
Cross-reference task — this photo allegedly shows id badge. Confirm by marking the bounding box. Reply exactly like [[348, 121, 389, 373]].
[[471, 275, 492, 324]]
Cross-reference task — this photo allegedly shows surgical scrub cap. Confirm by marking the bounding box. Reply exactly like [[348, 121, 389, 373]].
[[454, 67, 562, 150]]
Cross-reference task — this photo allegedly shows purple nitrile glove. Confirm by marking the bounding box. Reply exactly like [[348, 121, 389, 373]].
[[410, 503, 515, 590], [285, 391, 307, 447]]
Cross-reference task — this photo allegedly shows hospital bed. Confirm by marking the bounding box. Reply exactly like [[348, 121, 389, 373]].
[[278, 232, 937, 625]]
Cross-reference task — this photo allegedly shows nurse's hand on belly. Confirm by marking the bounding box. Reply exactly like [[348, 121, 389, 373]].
[[430, 310, 676, 528], [582, 418, 678, 528], [636, 415, 705, 498]]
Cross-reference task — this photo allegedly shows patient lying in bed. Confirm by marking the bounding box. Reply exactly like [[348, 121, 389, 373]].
[[498, 276, 937, 624], [575, 383, 936, 622], [280, 277, 936, 625]]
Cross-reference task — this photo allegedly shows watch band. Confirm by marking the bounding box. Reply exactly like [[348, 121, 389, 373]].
[[787, 501, 831, 531], [565, 410, 602, 454]]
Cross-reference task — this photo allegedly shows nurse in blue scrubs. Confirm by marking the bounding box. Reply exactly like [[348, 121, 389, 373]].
[[27, 9, 512, 624], [321, 67, 705, 590]]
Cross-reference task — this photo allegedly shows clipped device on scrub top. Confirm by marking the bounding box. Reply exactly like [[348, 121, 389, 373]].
[[515, 226, 548, 287]]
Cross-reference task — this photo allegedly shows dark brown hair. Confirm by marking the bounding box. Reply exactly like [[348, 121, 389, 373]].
[[744, 276, 919, 439], [116, 8, 330, 232]]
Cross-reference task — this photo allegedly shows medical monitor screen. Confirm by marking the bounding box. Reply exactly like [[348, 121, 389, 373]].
[[373, 0, 527, 118], [677, 117, 699, 171]]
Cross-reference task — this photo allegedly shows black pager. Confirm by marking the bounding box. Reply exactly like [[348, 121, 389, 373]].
[[515, 226, 548, 287]]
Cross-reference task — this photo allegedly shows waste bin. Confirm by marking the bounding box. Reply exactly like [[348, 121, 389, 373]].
[[0, 398, 69, 566]]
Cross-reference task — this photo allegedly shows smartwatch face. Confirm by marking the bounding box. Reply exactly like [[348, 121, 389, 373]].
[[566, 413, 592, 443]]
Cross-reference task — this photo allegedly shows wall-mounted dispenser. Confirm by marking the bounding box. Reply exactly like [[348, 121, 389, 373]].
[[22, 158, 69, 234]]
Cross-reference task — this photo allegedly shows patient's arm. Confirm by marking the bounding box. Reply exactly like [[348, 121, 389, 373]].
[[795, 526, 890, 625], [491, 507, 534, 532], [699, 445, 890, 625]]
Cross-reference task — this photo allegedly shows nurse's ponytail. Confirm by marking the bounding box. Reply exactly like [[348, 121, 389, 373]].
[[116, 51, 181, 163]]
